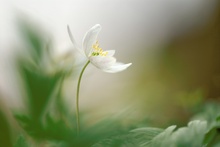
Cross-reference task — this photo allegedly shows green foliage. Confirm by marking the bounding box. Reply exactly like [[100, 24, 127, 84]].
[[14, 135, 29, 147], [0, 109, 13, 147], [93, 120, 218, 147], [19, 64, 61, 120], [162, 121, 207, 147], [91, 105, 220, 147], [14, 21, 67, 142], [192, 102, 220, 126], [146, 126, 176, 147], [130, 127, 164, 146]]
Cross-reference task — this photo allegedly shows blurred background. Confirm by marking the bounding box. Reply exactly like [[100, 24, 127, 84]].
[[0, 0, 220, 130]]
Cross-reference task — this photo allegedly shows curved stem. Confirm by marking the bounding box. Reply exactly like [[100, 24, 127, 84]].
[[76, 60, 90, 135]]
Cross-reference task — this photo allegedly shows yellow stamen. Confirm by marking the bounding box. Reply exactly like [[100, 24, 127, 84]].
[[92, 41, 108, 56]]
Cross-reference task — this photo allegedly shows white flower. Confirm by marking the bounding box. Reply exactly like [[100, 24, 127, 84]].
[[67, 24, 132, 73]]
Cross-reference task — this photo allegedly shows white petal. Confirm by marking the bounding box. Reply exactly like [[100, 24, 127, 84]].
[[106, 50, 115, 57], [67, 25, 84, 55], [89, 56, 116, 69], [102, 62, 132, 73], [83, 24, 101, 57]]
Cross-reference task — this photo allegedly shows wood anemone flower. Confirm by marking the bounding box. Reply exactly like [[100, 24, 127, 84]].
[[68, 24, 132, 73]]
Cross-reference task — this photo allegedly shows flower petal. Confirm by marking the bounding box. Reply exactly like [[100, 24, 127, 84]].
[[83, 24, 102, 57], [102, 62, 132, 73], [89, 56, 116, 70], [106, 50, 115, 57], [67, 25, 84, 55]]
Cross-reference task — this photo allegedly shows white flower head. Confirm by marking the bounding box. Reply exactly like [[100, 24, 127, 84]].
[[68, 24, 132, 73]]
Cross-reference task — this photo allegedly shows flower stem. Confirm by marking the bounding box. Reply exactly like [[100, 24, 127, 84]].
[[76, 60, 90, 135]]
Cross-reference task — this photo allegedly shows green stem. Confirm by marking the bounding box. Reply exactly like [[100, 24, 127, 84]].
[[76, 60, 90, 134]]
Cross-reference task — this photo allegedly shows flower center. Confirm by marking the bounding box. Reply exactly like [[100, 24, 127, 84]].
[[91, 41, 108, 56]]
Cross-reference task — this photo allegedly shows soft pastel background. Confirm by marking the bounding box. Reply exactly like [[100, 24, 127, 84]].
[[0, 0, 220, 127]]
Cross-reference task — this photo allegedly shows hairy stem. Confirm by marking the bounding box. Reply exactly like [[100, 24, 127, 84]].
[[76, 61, 90, 134]]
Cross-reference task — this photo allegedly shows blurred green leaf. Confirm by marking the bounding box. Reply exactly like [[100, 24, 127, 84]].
[[192, 102, 220, 123], [0, 110, 13, 147], [204, 127, 220, 147], [21, 65, 60, 119], [167, 120, 207, 147], [130, 127, 164, 146], [127, 120, 208, 147], [18, 19, 48, 62], [14, 19, 70, 143], [92, 134, 136, 147], [204, 116, 220, 147], [213, 142, 220, 147], [14, 135, 29, 147], [72, 117, 133, 147], [150, 125, 176, 147]]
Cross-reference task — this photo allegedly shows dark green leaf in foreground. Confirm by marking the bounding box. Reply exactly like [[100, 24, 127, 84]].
[[0, 109, 13, 147], [204, 116, 220, 147]]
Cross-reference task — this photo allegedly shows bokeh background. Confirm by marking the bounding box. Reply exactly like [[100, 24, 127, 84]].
[[0, 0, 220, 129]]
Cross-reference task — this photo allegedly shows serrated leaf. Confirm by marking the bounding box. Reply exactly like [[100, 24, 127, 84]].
[[150, 126, 176, 147], [130, 127, 164, 146], [127, 120, 208, 147], [167, 120, 207, 147]]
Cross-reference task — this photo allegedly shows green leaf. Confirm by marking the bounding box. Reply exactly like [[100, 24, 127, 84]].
[[213, 142, 220, 147], [0, 110, 13, 147], [150, 126, 176, 147], [14, 135, 29, 147], [92, 134, 137, 147], [192, 102, 220, 126], [128, 120, 207, 147], [166, 120, 207, 147], [130, 127, 164, 146], [204, 127, 218, 146], [21, 65, 60, 119]]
